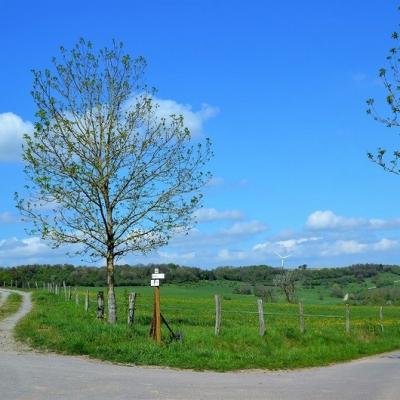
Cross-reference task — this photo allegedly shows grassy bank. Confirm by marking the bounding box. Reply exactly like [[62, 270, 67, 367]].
[[15, 284, 400, 371], [0, 292, 22, 321]]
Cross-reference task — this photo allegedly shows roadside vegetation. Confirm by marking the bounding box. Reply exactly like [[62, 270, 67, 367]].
[[15, 284, 400, 371], [0, 293, 22, 321]]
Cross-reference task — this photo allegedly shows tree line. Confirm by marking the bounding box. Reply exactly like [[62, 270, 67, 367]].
[[1, 263, 399, 288]]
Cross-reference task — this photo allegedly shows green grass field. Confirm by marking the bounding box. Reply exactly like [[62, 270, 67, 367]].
[[14, 282, 400, 371], [0, 292, 23, 321]]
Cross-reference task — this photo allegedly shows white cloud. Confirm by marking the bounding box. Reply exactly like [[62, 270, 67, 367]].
[[193, 207, 244, 223], [372, 238, 399, 251], [153, 98, 218, 137], [205, 177, 225, 187], [0, 237, 50, 259], [158, 250, 196, 262], [321, 238, 399, 256], [321, 240, 367, 256], [221, 220, 267, 236], [253, 236, 321, 254], [0, 112, 33, 162], [0, 212, 20, 224], [217, 249, 247, 261], [306, 210, 400, 231]]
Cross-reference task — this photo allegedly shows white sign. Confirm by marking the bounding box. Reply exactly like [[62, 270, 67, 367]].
[[152, 273, 165, 280], [154, 268, 159, 274], [151, 279, 160, 287]]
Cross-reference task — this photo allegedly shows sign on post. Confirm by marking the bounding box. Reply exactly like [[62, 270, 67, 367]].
[[150, 268, 165, 344]]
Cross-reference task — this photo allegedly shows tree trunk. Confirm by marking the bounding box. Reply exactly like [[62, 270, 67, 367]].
[[107, 253, 117, 324]]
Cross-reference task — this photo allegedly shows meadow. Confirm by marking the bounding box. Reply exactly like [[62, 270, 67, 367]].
[[14, 282, 400, 371]]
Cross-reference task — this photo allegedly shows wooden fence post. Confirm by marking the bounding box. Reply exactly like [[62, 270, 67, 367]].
[[214, 295, 221, 336], [63, 281, 67, 300], [84, 290, 89, 312], [299, 302, 305, 334], [345, 304, 350, 334], [75, 292, 79, 305], [128, 292, 137, 325], [97, 291, 104, 319], [379, 306, 384, 333], [257, 298, 266, 336], [68, 286, 72, 301]]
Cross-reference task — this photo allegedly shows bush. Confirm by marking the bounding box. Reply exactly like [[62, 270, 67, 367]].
[[233, 283, 253, 295], [330, 283, 343, 298]]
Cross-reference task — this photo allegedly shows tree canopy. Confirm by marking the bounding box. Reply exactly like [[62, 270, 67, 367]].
[[16, 39, 212, 322]]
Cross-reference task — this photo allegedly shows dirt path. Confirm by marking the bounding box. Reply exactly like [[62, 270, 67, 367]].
[[0, 289, 399, 399], [0, 289, 32, 352], [0, 290, 10, 308]]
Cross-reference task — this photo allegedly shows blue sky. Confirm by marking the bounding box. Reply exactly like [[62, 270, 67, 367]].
[[1, 0, 400, 268]]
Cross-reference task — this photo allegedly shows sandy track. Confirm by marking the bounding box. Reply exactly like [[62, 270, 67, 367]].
[[0, 289, 32, 352], [0, 290, 10, 308]]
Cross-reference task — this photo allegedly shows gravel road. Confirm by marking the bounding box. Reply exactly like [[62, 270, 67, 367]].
[[0, 289, 399, 400]]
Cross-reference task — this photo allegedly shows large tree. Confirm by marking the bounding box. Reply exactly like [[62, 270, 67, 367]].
[[16, 39, 212, 323], [367, 20, 400, 174]]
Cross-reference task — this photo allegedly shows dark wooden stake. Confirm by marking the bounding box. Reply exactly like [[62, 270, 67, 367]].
[[345, 304, 350, 334], [215, 295, 221, 336], [257, 298, 266, 336], [84, 290, 89, 312], [97, 291, 104, 319], [299, 302, 305, 334], [128, 292, 136, 326]]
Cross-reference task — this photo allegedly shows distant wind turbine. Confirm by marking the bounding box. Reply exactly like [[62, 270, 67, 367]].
[[273, 251, 291, 268]]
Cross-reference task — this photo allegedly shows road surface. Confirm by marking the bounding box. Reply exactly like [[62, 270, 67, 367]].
[[0, 288, 399, 400]]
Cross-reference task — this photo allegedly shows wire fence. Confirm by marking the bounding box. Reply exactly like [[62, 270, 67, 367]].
[[15, 281, 398, 339]]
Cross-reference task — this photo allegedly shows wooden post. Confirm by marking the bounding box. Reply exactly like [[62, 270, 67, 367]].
[[215, 294, 221, 336], [96, 291, 104, 319], [84, 290, 89, 312], [68, 286, 72, 301], [257, 298, 266, 336], [379, 306, 384, 333], [75, 292, 79, 305], [128, 292, 136, 326], [345, 304, 350, 334], [299, 302, 305, 334], [63, 281, 67, 300], [154, 287, 161, 343]]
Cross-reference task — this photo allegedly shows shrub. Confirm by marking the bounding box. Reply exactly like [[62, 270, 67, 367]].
[[233, 283, 253, 295]]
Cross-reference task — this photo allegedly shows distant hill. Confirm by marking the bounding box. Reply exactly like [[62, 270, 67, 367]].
[[1, 262, 399, 288]]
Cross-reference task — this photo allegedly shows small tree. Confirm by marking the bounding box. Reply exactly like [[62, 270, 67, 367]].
[[367, 14, 400, 173], [273, 270, 299, 303], [16, 39, 212, 323]]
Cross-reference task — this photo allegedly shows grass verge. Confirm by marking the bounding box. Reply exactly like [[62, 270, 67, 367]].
[[0, 292, 23, 321], [15, 287, 400, 371]]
